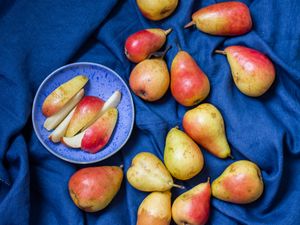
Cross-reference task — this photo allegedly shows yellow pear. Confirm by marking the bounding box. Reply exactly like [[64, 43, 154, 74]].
[[164, 127, 204, 180], [137, 191, 171, 225], [127, 152, 184, 192]]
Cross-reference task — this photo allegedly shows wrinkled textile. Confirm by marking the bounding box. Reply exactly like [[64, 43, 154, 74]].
[[1, 0, 300, 224]]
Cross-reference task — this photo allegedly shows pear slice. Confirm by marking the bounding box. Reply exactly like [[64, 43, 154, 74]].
[[61, 108, 118, 153], [81, 90, 121, 131], [43, 89, 84, 131], [42, 75, 88, 117], [49, 108, 75, 143]]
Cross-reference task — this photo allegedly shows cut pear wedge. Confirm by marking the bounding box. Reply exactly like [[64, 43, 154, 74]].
[[81, 90, 121, 131], [43, 89, 84, 131], [61, 91, 121, 149], [49, 108, 75, 143]]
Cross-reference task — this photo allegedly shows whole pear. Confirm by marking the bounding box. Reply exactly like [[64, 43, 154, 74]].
[[127, 152, 184, 192], [183, 103, 231, 158], [68, 166, 123, 212], [129, 58, 170, 101], [164, 127, 204, 180], [172, 179, 211, 225], [215, 46, 276, 97], [171, 50, 210, 106], [185, 2, 252, 36], [212, 160, 264, 204], [136, 0, 178, 21], [137, 191, 171, 225], [125, 28, 172, 63]]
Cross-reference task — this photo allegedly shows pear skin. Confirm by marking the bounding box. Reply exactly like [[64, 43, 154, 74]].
[[172, 180, 211, 225], [185, 2, 252, 36], [136, 0, 178, 21], [216, 46, 275, 97], [212, 160, 264, 204], [164, 127, 204, 180], [129, 58, 170, 101], [171, 51, 210, 106], [81, 108, 118, 153], [127, 152, 183, 192], [137, 191, 171, 225], [183, 103, 231, 158], [65, 96, 104, 137], [42, 75, 88, 117], [68, 166, 123, 212], [125, 28, 172, 63]]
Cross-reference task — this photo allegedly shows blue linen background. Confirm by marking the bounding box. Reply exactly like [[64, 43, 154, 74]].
[[1, 0, 300, 224]]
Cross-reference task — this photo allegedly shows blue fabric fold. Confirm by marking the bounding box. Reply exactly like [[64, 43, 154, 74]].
[[1, 0, 300, 224]]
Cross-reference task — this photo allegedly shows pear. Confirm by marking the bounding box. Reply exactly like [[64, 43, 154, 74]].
[[172, 179, 211, 225], [129, 48, 170, 102], [68, 166, 123, 212], [42, 75, 88, 117], [171, 50, 210, 106], [125, 28, 172, 63], [185, 2, 252, 36], [136, 0, 178, 21], [183, 103, 231, 158], [164, 127, 204, 180], [215, 46, 276, 97], [127, 152, 184, 192], [212, 160, 264, 204], [65, 96, 104, 137], [137, 191, 171, 225]]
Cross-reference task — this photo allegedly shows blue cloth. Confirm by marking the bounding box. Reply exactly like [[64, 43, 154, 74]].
[[1, 0, 300, 224]]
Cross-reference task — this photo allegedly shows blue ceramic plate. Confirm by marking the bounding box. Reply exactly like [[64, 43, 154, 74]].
[[32, 62, 134, 164]]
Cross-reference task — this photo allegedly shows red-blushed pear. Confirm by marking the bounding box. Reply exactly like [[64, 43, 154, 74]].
[[44, 89, 84, 131], [42, 75, 88, 117], [61, 108, 118, 153], [183, 103, 231, 158], [215, 46, 276, 97], [136, 0, 178, 21], [68, 166, 123, 212], [172, 179, 211, 225], [81, 108, 118, 153], [185, 2, 252, 36], [137, 191, 171, 225], [65, 96, 104, 137], [125, 28, 172, 63], [212, 160, 264, 204], [129, 47, 170, 102], [171, 50, 210, 106]]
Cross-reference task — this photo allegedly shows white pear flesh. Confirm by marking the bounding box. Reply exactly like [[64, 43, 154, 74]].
[[49, 108, 75, 143], [43, 89, 84, 131]]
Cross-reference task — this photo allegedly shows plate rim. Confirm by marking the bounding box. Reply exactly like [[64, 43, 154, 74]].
[[32, 62, 135, 164]]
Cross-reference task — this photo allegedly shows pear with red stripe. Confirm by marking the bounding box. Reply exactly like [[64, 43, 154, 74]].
[[172, 179, 211, 225], [171, 50, 210, 106], [212, 160, 264, 204], [65, 96, 104, 137]]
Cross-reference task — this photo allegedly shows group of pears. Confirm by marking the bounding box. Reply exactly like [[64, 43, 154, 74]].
[[68, 1, 274, 225]]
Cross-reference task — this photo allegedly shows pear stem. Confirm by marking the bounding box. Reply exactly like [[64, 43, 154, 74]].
[[164, 28, 172, 36], [184, 21, 195, 29], [215, 50, 227, 55], [148, 45, 172, 59], [171, 183, 186, 190], [229, 154, 234, 160], [175, 39, 182, 52]]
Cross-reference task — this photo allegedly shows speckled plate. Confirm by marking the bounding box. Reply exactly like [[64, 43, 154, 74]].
[[32, 62, 134, 164]]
